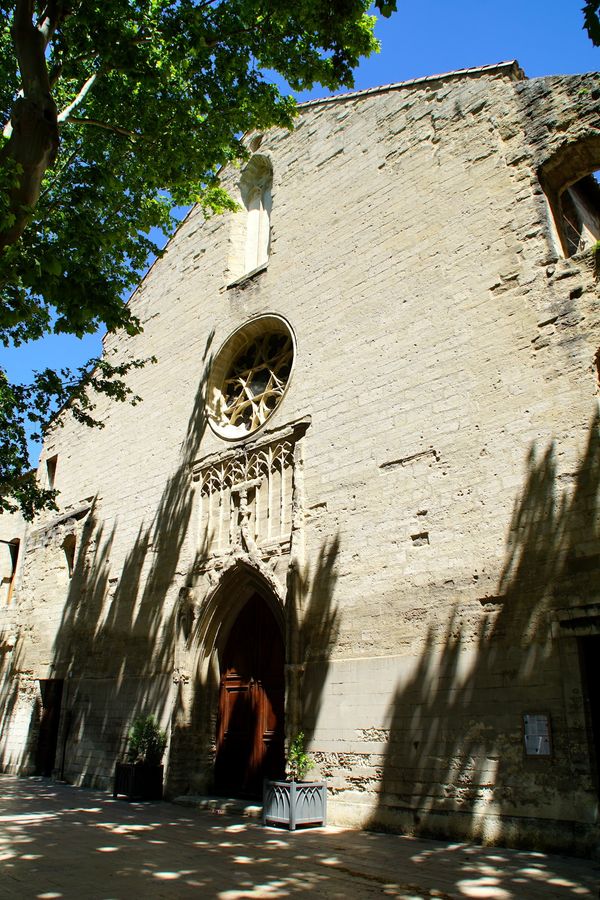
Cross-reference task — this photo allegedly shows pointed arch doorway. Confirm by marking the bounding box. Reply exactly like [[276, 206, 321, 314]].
[[214, 590, 285, 798]]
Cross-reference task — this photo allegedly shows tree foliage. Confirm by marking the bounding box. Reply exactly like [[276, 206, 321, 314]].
[[0, 0, 394, 519], [583, 1, 600, 46]]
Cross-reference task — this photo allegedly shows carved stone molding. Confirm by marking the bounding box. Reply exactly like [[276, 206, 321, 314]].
[[192, 418, 309, 564]]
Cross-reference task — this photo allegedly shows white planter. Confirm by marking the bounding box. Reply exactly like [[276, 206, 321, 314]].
[[263, 779, 327, 830]]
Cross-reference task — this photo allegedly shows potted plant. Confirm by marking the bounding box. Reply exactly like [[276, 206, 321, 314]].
[[113, 714, 167, 801], [263, 732, 327, 830]]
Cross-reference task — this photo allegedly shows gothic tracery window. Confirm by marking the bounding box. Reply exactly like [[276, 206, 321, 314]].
[[207, 315, 295, 440], [221, 333, 292, 433], [227, 154, 273, 283], [539, 136, 600, 258], [559, 174, 600, 257], [245, 184, 270, 273]]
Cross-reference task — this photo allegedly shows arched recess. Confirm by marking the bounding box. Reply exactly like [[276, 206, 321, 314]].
[[226, 153, 273, 284], [240, 154, 272, 273], [196, 561, 286, 798], [539, 135, 600, 257]]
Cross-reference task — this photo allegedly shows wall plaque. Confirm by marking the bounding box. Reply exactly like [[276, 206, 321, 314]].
[[523, 713, 551, 757]]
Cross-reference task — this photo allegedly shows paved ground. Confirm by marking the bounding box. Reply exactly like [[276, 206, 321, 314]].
[[0, 776, 598, 899]]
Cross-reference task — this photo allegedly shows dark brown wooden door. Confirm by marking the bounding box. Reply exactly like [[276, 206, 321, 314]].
[[215, 593, 285, 798], [580, 635, 600, 794], [34, 679, 64, 777]]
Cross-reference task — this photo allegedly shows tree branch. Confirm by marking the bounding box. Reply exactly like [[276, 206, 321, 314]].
[[63, 116, 142, 141], [57, 71, 100, 123], [37, 146, 80, 207], [36, 0, 70, 49], [48, 61, 64, 87]]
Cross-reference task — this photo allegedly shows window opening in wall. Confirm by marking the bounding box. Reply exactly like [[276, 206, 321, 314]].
[[222, 333, 292, 434], [62, 534, 76, 578], [560, 171, 600, 257], [207, 315, 295, 441], [227, 154, 273, 284], [46, 454, 58, 489], [245, 184, 270, 273]]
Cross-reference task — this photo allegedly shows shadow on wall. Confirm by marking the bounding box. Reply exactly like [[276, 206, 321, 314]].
[[0, 631, 28, 771], [165, 532, 341, 797], [4, 330, 217, 787], [5, 317, 341, 796], [369, 409, 600, 855], [291, 535, 340, 747]]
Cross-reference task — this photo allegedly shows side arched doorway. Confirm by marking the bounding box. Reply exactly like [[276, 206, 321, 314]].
[[214, 591, 285, 798]]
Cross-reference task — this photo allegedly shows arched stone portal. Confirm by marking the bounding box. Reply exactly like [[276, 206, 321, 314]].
[[213, 588, 285, 798]]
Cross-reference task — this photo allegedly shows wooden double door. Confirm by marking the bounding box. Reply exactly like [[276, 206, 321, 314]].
[[214, 593, 285, 798]]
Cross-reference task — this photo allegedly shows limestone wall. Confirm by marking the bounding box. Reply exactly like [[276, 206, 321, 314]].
[[2, 63, 600, 853], [0, 507, 28, 772]]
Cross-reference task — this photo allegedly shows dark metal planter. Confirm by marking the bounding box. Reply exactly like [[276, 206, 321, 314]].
[[263, 779, 327, 830], [113, 762, 163, 801]]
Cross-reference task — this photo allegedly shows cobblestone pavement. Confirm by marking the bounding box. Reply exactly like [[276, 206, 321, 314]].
[[0, 776, 598, 899]]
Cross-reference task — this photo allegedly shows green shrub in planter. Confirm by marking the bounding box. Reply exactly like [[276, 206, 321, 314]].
[[263, 733, 326, 830], [114, 714, 167, 801], [127, 715, 167, 766], [286, 732, 314, 782]]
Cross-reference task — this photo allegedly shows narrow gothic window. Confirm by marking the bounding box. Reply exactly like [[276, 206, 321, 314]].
[[228, 154, 273, 283], [245, 185, 270, 272], [46, 454, 58, 489], [559, 173, 600, 257]]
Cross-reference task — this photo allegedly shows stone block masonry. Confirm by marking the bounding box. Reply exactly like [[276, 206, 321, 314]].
[[2, 61, 600, 857]]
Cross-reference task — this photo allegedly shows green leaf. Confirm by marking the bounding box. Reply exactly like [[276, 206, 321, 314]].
[[0, 0, 386, 517]]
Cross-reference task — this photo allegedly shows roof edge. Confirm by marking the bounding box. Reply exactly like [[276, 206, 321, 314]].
[[298, 61, 525, 110]]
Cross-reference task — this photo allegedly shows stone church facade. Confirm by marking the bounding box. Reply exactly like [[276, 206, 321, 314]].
[[1, 61, 600, 856]]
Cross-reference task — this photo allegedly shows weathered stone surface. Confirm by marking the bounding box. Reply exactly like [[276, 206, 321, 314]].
[[2, 62, 600, 856]]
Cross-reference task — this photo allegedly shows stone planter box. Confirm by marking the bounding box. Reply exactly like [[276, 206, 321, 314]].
[[113, 762, 163, 801], [263, 779, 327, 830]]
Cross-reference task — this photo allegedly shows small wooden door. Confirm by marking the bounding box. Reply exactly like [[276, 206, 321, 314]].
[[215, 593, 285, 797], [34, 679, 64, 777], [580, 635, 600, 794]]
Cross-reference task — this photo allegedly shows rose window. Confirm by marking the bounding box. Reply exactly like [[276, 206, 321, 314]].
[[207, 316, 295, 440]]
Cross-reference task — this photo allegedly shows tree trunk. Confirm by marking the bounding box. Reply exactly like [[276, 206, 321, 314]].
[[0, 0, 60, 252]]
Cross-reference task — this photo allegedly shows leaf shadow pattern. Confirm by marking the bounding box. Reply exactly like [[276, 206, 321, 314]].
[[291, 534, 341, 748], [10, 330, 217, 788], [369, 409, 600, 855], [164, 532, 341, 797], [0, 630, 31, 771], [10, 313, 341, 798], [1, 775, 598, 900]]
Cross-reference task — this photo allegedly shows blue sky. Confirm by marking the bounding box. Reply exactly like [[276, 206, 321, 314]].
[[2, 0, 598, 464]]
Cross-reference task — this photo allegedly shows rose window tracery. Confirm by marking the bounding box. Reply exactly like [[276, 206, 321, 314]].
[[221, 333, 292, 433], [207, 316, 295, 440]]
